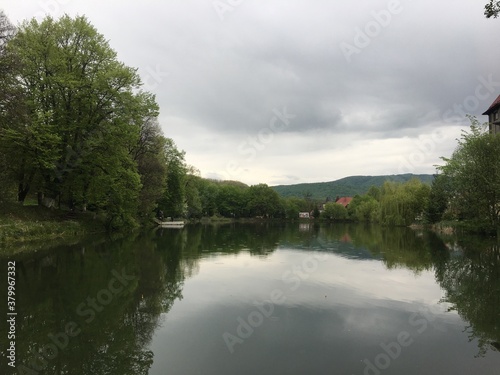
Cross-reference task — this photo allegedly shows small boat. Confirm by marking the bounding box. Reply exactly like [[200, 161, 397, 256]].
[[153, 218, 185, 228]]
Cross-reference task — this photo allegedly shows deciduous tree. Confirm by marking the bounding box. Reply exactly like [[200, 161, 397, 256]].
[[322, 202, 348, 221], [438, 117, 500, 232]]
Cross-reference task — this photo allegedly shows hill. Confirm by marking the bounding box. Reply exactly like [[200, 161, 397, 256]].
[[272, 174, 434, 200]]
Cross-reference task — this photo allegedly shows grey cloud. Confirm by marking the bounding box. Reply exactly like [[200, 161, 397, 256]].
[[4, 0, 500, 184]]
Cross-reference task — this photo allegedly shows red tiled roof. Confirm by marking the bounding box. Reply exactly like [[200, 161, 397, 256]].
[[335, 197, 353, 207], [482, 95, 500, 115]]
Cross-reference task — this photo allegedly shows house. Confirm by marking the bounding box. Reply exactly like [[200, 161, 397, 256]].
[[334, 196, 353, 209], [321, 196, 353, 210], [299, 212, 310, 219], [482, 95, 500, 135]]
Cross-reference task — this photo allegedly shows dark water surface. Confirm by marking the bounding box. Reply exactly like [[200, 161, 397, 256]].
[[1, 223, 500, 374]]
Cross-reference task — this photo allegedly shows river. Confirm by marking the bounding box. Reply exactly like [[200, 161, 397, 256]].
[[1, 223, 499, 374]]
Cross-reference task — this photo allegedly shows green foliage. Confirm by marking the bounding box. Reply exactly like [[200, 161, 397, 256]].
[[437, 117, 500, 232], [312, 206, 320, 219], [348, 194, 379, 222], [272, 174, 434, 200], [0, 14, 167, 230], [366, 185, 381, 201], [216, 183, 246, 218], [159, 139, 187, 218], [184, 174, 203, 219], [245, 184, 282, 218], [198, 179, 219, 217], [282, 198, 300, 219], [379, 179, 430, 226], [321, 202, 348, 221], [425, 174, 452, 224], [435, 238, 500, 356]]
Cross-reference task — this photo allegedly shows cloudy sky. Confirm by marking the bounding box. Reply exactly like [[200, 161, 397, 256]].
[[2, 0, 500, 186]]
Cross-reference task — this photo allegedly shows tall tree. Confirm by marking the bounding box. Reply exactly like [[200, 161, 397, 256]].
[[438, 117, 500, 231], [127, 97, 168, 221], [245, 184, 282, 218], [425, 174, 452, 224], [379, 179, 430, 226], [159, 139, 187, 218], [0, 11, 19, 202], [0, 15, 164, 228]]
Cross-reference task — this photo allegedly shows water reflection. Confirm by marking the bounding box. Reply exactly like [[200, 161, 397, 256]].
[[0, 223, 499, 374], [0, 234, 186, 374], [434, 237, 500, 357]]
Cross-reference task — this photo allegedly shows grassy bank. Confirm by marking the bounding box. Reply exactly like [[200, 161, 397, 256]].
[[0, 202, 106, 245]]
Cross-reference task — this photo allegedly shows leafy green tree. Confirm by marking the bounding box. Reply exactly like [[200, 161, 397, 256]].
[[2, 16, 144, 205], [198, 179, 219, 217], [1, 16, 155, 222], [131, 115, 168, 221], [159, 139, 187, 218], [0, 15, 168, 229], [287, 197, 309, 212], [184, 174, 203, 219], [348, 194, 379, 222], [302, 190, 314, 211], [379, 179, 430, 226], [438, 117, 500, 232], [0, 10, 18, 202], [216, 183, 246, 218], [367, 185, 381, 201], [321, 202, 348, 221], [245, 184, 282, 218], [312, 206, 320, 219], [282, 198, 300, 219], [425, 174, 452, 224]]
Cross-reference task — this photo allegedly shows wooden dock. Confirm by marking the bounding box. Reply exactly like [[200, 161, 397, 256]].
[[153, 218, 185, 228]]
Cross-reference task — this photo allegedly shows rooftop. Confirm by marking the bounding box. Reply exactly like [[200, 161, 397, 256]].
[[482, 94, 500, 115]]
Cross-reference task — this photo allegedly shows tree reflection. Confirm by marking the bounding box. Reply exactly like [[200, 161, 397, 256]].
[[0, 233, 187, 375], [434, 237, 500, 357], [295, 224, 500, 357], [1, 223, 499, 372]]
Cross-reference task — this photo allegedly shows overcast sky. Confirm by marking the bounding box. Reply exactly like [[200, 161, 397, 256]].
[[2, 0, 500, 186]]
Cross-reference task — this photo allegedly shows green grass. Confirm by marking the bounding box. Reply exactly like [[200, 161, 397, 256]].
[[0, 202, 105, 245]]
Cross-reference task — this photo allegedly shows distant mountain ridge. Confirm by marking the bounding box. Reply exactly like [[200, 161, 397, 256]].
[[272, 174, 434, 200]]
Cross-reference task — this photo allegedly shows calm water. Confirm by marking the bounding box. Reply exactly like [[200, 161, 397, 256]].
[[1, 223, 500, 374]]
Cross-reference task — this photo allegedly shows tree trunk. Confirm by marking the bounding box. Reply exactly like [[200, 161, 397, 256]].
[[37, 192, 44, 206], [17, 183, 30, 203]]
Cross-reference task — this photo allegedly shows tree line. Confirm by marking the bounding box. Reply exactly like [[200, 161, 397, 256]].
[[320, 179, 430, 226], [0, 12, 318, 227], [0, 13, 498, 233], [0, 13, 181, 229], [339, 117, 500, 234]]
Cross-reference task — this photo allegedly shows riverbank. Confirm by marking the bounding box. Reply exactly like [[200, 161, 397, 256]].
[[0, 202, 106, 246], [410, 220, 499, 237]]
